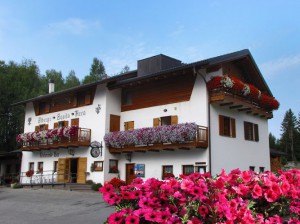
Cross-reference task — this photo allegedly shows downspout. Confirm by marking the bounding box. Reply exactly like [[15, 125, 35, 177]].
[[194, 67, 212, 174]]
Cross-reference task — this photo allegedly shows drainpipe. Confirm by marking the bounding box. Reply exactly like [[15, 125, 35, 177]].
[[194, 67, 212, 174]]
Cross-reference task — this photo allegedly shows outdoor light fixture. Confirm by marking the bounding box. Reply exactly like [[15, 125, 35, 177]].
[[163, 109, 167, 112], [125, 153, 132, 162]]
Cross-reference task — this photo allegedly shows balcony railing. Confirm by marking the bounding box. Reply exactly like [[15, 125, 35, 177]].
[[105, 123, 208, 153], [20, 128, 91, 151], [209, 89, 273, 119]]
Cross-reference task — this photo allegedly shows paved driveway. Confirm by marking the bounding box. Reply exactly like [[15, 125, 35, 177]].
[[0, 187, 114, 224]]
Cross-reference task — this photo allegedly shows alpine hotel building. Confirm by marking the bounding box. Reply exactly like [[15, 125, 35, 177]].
[[15, 49, 279, 185]]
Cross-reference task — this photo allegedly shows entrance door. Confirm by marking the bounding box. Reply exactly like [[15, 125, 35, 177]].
[[70, 158, 78, 183], [57, 158, 70, 183], [77, 157, 87, 184], [126, 164, 136, 185]]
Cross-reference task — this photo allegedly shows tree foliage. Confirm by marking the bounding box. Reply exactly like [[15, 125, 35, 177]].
[[82, 57, 106, 84], [65, 70, 80, 89], [279, 109, 299, 162]]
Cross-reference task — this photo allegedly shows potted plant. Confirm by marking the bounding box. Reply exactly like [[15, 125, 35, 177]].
[[26, 170, 34, 177]]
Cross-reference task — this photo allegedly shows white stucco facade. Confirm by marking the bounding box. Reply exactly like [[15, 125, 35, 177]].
[[18, 51, 274, 185]]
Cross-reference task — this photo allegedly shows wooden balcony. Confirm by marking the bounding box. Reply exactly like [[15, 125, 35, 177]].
[[108, 125, 208, 154], [209, 89, 273, 119], [21, 128, 91, 151]]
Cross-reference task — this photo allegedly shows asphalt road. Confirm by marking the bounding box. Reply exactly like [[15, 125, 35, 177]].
[[0, 187, 114, 224]]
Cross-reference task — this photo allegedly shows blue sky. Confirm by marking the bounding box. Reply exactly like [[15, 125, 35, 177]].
[[0, 1, 299, 138]]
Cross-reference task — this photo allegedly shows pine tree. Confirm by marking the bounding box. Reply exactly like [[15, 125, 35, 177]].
[[280, 109, 298, 162]]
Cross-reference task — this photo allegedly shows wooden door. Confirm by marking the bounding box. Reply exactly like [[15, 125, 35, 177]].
[[110, 114, 120, 132], [77, 157, 87, 184], [57, 158, 66, 183], [126, 164, 136, 185]]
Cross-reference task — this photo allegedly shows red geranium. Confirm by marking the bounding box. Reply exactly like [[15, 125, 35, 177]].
[[26, 170, 34, 177]]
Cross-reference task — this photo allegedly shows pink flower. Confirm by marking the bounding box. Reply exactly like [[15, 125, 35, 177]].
[[251, 184, 262, 199], [198, 205, 209, 217], [107, 212, 124, 224], [264, 190, 278, 202], [103, 192, 121, 205], [99, 184, 114, 194], [125, 214, 140, 224], [181, 179, 194, 190], [144, 210, 161, 222]]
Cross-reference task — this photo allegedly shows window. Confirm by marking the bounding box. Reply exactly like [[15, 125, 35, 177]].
[[249, 166, 255, 171], [259, 167, 265, 173], [162, 165, 174, 179], [195, 166, 206, 174], [29, 162, 34, 171], [94, 161, 103, 171], [182, 165, 194, 175], [122, 90, 132, 105], [38, 162, 43, 174], [53, 161, 58, 172], [244, 122, 259, 141], [219, 115, 236, 137], [109, 160, 119, 173], [153, 115, 178, 127], [124, 121, 134, 130]]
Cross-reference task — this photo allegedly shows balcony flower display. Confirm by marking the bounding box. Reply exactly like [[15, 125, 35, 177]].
[[208, 75, 279, 110], [16, 125, 79, 143], [104, 123, 198, 148]]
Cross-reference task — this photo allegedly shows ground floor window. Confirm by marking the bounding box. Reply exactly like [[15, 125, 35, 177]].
[[53, 161, 58, 173], [29, 162, 34, 171], [109, 160, 119, 173], [162, 165, 174, 179], [249, 166, 255, 171], [259, 167, 265, 173], [37, 162, 43, 174], [182, 165, 194, 175], [195, 166, 206, 174]]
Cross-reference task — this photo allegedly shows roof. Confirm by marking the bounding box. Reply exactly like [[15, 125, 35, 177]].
[[12, 71, 137, 106], [12, 49, 273, 105], [108, 49, 273, 95], [270, 148, 288, 156]]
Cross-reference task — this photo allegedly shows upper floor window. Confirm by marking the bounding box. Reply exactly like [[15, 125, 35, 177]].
[[153, 115, 178, 127], [219, 115, 236, 138], [244, 122, 259, 141], [29, 162, 34, 171]]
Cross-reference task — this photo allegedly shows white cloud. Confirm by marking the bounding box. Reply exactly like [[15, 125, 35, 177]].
[[260, 54, 300, 78], [47, 18, 100, 36]]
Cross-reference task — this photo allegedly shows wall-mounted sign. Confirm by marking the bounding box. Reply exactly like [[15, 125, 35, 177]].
[[90, 141, 103, 158], [134, 164, 145, 178], [38, 110, 86, 124], [40, 151, 59, 158]]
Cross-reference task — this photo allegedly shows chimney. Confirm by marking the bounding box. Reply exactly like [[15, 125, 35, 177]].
[[49, 79, 54, 93]]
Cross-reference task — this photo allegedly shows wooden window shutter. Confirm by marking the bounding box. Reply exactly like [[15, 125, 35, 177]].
[[54, 122, 58, 129], [35, 126, 40, 132], [71, 118, 79, 126], [85, 92, 91, 105], [45, 124, 49, 130], [64, 121, 69, 127], [77, 157, 87, 184], [153, 118, 160, 127], [128, 121, 134, 130], [219, 115, 224, 136], [254, 124, 259, 142], [110, 115, 120, 132], [171, 115, 178, 125], [231, 118, 236, 138]]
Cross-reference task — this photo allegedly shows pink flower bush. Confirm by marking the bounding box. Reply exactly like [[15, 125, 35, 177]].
[[100, 169, 300, 223], [104, 123, 198, 148], [16, 125, 79, 143]]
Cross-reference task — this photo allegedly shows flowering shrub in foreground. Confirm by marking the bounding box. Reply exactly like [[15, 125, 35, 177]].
[[100, 169, 300, 223]]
